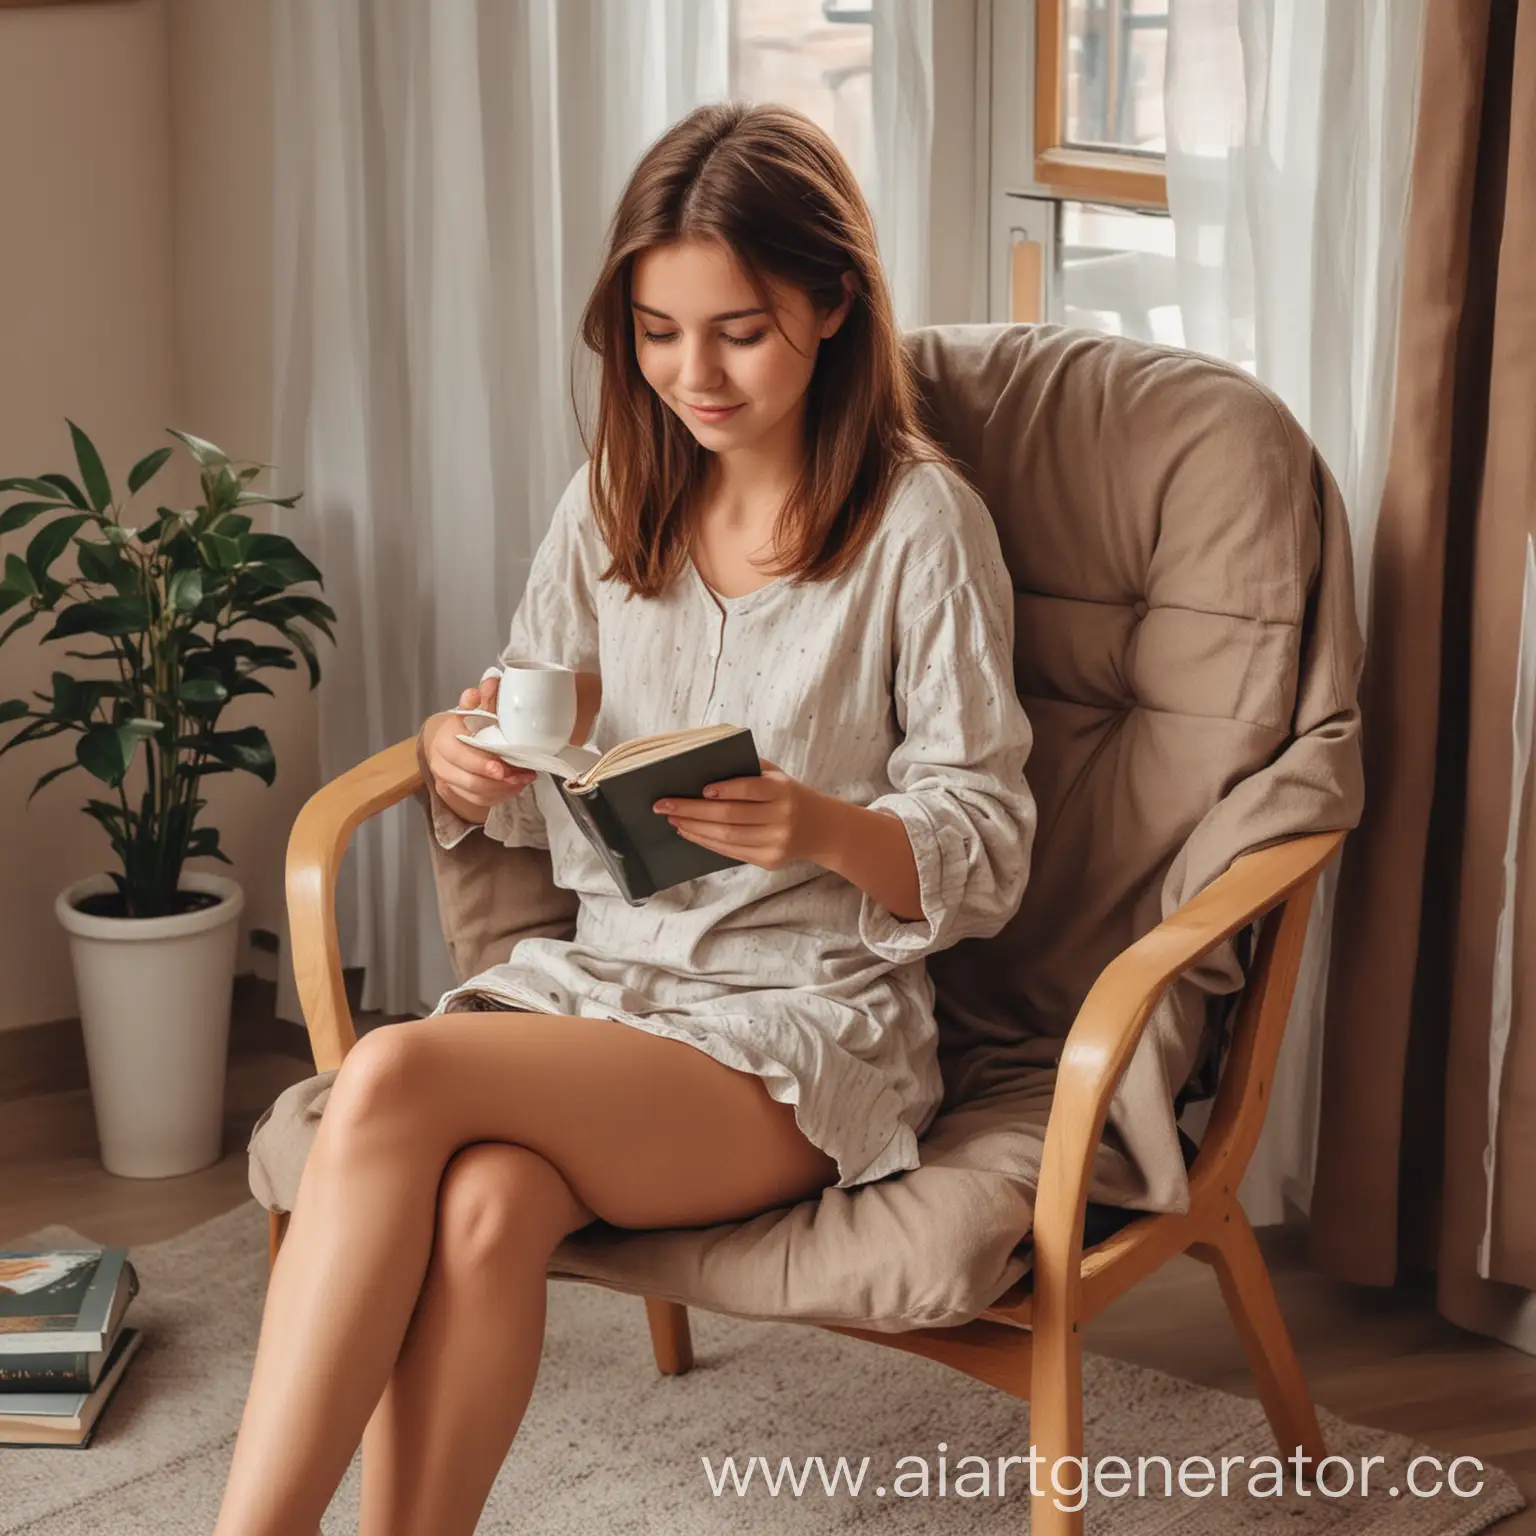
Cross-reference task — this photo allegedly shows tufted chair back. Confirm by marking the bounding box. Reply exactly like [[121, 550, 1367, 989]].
[[902, 326, 1361, 1133]]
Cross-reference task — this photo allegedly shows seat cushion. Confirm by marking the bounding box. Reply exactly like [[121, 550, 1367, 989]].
[[248, 1060, 1131, 1330]]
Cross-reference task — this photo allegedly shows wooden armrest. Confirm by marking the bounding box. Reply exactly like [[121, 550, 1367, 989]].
[[1031, 829, 1346, 1301], [285, 736, 426, 1072]]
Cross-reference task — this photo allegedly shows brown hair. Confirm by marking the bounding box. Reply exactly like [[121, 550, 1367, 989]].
[[575, 101, 944, 599]]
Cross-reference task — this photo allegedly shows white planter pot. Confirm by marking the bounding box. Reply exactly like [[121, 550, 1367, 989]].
[[56, 872, 245, 1179]]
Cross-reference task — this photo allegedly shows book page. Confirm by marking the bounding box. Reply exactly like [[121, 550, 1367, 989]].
[[570, 724, 747, 788]]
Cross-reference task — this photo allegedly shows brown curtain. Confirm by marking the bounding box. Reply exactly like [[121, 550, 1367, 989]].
[[1311, 0, 1536, 1351]]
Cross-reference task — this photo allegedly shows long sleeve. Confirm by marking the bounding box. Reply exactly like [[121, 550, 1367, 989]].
[[857, 552, 1037, 964], [428, 465, 602, 853]]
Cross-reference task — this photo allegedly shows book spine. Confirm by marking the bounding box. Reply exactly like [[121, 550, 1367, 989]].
[[556, 784, 655, 903], [584, 786, 660, 901], [0, 1354, 97, 1391]]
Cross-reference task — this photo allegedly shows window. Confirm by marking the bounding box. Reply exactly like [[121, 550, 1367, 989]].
[[998, 0, 1175, 336], [1035, 0, 1168, 205], [730, 0, 874, 189], [1061, 0, 1168, 156]]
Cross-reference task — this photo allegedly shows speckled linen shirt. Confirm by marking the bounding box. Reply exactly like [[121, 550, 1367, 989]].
[[427, 459, 1037, 1189]]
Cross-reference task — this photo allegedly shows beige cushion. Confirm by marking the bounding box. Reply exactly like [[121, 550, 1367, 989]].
[[249, 324, 1363, 1332]]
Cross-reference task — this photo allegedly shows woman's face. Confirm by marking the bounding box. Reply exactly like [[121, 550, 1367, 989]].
[[630, 238, 849, 459]]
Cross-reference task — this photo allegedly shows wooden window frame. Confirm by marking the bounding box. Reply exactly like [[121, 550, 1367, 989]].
[[1034, 0, 1167, 209]]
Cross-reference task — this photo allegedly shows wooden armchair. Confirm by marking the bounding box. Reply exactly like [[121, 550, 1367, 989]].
[[264, 322, 1365, 1535], [269, 735, 1341, 1536]]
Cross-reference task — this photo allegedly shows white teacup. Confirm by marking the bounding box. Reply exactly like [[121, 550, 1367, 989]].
[[484, 659, 578, 753]]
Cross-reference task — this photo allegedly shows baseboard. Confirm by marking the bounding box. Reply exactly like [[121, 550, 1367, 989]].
[[0, 1014, 92, 1103], [0, 976, 317, 1104]]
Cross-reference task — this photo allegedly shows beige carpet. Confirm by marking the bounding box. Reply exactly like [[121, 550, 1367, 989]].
[[0, 1201, 1525, 1534]]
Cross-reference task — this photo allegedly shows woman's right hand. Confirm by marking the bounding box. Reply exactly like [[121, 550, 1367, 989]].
[[421, 677, 535, 821]]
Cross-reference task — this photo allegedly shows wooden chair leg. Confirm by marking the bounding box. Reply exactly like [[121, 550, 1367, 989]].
[[643, 1297, 694, 1375], [1190, 1204, 1326, 1473], [1030, 1308, 1085, 1535]]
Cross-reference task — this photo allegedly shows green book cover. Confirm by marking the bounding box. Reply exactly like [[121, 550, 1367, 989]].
[[555, 727, 761, 904]]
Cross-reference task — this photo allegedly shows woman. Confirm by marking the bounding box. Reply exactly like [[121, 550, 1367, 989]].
[[216, 102, 1035, 1535]]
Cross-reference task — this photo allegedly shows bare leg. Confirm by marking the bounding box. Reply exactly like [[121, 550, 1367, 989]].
[[357, 1143, 593, 1536], [214, 1013, 837, 1536]]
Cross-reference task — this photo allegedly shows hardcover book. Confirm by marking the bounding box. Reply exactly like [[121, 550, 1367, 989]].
[[553, 725, 762, 904], [456, 716, 762, 904], [0, 1327, 143, 1448], [0, 1249, 139, 1356]]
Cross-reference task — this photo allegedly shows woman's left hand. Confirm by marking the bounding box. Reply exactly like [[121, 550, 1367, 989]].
[[654, 759, 839, 872]]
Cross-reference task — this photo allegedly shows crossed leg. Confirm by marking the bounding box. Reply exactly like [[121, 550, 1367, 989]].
[[213, 1012, 838, 1536]]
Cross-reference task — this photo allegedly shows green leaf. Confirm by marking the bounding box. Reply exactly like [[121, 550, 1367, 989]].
[[127, 446, 173, 495], [213, 513, 252, 539], [74, 539, 120, 584], [198, 532, 241, 570], [209, 464, 242, 505], [41, 594, 149, 640], [168, 568, 204, 613], [0, 716, 69, 756], [3, 552, 38, 598], [0, 609, 39, 646], [239, 532, 323, 587], [82, 799, 128, 846], [248, 594, 336, 639], [120, 716, 164, 740], [226, 673, 274, 698], [26, 514, 90, 584], [178, 676, 227, 704], [77, 724, 133, 785], [47, 673, 89, 721], [0, 499, 72, 536], [185, 826, 231, 863], [0, 698, 29, 726], [0, 587, 26, 621], [213, 637, 296, 667], [27, 761, 79, 803], [167, 429, 229, 467], [239, 563, 288, 593], [66, 421, 113, 512], [0, 477, 69, 499], [282, 623, 322, 688], [37, 473, 89, 509], [158, 510, 191, 546], [199, 724, 276, 785], [232, 490, 302, 511], [103, 524, 138, 547]]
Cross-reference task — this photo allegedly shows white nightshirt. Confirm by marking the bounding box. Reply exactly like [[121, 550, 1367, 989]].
[[426, 459, 1037, 1189]]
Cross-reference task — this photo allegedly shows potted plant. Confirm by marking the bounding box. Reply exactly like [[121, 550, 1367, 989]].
[[0, 423, 331, 1178]]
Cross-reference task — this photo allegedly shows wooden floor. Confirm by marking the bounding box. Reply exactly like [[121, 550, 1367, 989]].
[[3, 1047, 1533, 1531]]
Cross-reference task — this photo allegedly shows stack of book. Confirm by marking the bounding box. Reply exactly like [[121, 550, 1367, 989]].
[[0, 1246, 142, 1448]]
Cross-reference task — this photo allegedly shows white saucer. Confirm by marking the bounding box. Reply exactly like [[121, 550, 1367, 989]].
[[455, 728, 599, 779]]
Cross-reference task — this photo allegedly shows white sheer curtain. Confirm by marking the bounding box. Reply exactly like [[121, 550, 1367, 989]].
[[872, 0, 935, 326], [271, 0, 936, 1021], [1164, 0, 1426, 1225]]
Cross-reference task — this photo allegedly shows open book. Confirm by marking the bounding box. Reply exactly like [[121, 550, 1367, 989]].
[[458, 718, 760, 903]]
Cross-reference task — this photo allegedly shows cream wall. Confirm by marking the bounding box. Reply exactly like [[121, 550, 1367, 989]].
[[167, 0, 318, 965], [0, 0, 315, 1033]]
